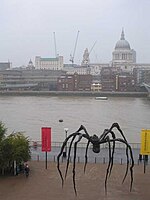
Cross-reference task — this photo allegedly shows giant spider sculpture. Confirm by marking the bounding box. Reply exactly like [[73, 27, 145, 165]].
[[57, 123, 134, 195]]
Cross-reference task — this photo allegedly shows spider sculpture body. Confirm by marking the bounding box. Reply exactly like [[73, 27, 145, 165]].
[[57, 123, 134, 195]]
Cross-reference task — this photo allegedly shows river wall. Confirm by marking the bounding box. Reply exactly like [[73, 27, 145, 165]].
[[0, 91, 148, 97]]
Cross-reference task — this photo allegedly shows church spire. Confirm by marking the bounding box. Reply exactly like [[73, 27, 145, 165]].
[[121, 28, 125, 40]]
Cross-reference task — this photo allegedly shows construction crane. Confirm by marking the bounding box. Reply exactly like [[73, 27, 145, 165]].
[[53, 32, 58, 57], [70, 30, 80, 65], [89, 41, 97, 56]]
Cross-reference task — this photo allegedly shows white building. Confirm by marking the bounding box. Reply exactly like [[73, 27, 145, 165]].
[[89, 29, 150, 75], [35, 56, 63, 70], [112, 29, 136, 65], [110, 29, 137, 72]]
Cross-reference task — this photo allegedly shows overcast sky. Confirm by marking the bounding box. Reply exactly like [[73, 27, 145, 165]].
[[0, 0, 150, 67]]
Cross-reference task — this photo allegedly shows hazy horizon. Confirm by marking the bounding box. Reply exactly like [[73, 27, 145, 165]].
[[0, 0, 150, 67]]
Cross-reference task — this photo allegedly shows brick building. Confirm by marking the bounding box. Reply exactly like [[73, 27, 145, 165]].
[[57, 74, 92, 91], [100, 67, 117, 91], [57, 75, 74, 91], [116, 74, 136, 92], [100, 67, 136, 92]]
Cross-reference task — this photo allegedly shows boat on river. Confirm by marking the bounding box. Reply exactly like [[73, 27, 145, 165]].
[[95, 97, 108, 100]]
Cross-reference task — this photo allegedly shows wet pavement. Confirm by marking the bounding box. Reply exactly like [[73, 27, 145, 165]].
[[1, 161, 150, 200]]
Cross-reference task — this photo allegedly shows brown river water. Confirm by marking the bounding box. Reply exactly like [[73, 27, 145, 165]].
[[0, 95, 150, 143]]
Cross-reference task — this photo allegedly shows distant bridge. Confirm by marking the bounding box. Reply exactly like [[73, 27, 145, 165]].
[[142, 83, 150, 93], [142, 83, 150, 99]]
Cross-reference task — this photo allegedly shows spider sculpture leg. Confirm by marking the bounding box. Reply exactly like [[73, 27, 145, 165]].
[[111, 138, 134, 191], [122, 146, 130, 184], [72, 134, 83, 195], [98, 125, 134, 192], [104, 136, 112, 194], [65, 135, 76, 178], [110, 123, 127, 141], [110, 123, 130, 184], [66, 125, 90, 195], [102, 123, 130, 183], [99, 129, 116, 177], [70, 125, 91, 174], [57, 132, 81, 187], [84, 140, 90, 173], [108, 132, 116, 177], [57, 125, 90, 191]]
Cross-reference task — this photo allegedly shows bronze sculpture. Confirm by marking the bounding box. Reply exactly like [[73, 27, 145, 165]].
[[57, 123, 134, 195]]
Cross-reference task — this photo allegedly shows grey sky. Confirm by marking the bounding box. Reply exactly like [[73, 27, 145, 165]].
[[0, 0, 150, 67]]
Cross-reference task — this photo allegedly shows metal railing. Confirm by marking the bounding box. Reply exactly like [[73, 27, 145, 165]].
[[30, 141, 141, 149], [30, 140, 145, 166]]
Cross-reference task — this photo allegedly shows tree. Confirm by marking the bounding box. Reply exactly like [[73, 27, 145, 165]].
[[0, 121, 7, 142], [0, 137, 13, 174], [7, 132, 31, 164], [0, 121, 8, 174], [0, 122, 31, 175]]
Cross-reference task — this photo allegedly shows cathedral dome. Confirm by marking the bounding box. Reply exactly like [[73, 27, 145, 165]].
[[115, 29, 130, 50]]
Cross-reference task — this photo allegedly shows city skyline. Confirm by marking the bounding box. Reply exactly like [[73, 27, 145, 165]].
[[0, 0, 150, 67]]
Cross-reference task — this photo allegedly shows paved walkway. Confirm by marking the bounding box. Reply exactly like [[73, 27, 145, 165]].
[[0, 161, 150, 200]]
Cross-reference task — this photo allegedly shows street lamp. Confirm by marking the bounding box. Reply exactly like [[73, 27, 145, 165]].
[[63, 128, 69, 158]]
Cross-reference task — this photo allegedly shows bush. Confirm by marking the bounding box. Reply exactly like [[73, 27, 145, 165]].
[[0, 122, 31, 175]]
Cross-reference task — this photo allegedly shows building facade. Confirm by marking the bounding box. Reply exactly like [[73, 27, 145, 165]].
[[133, 68, 150, 86], [0, 62, 11, 70], [0, 69, 66, 91], [57, 74, 92, 91], [35, 56, 63, 70]]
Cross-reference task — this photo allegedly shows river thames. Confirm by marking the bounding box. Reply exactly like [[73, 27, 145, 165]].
[[0, 95, 150, 143]]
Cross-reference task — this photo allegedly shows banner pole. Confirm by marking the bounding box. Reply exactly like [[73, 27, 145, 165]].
[[45, 151, 47, 169], [144, 157, 147, 174]]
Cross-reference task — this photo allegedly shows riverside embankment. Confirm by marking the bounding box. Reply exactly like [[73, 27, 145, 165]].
[[0, 90, 148, 97]]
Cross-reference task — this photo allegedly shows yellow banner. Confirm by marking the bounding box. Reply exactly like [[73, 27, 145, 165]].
[[140, 129, 150, 155]]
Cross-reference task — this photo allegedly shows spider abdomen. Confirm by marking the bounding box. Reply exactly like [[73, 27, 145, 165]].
[[92, 143, 100, 153], [90, 135, 100, 153]]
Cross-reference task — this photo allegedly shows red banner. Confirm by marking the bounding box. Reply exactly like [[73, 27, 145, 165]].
[[41, 127, 51, 152]]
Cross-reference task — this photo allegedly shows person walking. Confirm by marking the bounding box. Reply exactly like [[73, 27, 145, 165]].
[[24, 163, 30, 178]]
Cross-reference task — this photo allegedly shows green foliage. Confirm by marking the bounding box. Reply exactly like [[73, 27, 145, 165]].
[[0, 121, 7, 141], [7, 132, 31, 163], [0, 137, 13, 169], [0, 122, 31, 175]]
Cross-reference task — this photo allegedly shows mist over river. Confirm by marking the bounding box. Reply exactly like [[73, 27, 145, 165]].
[[0, 95, 150, 143]]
